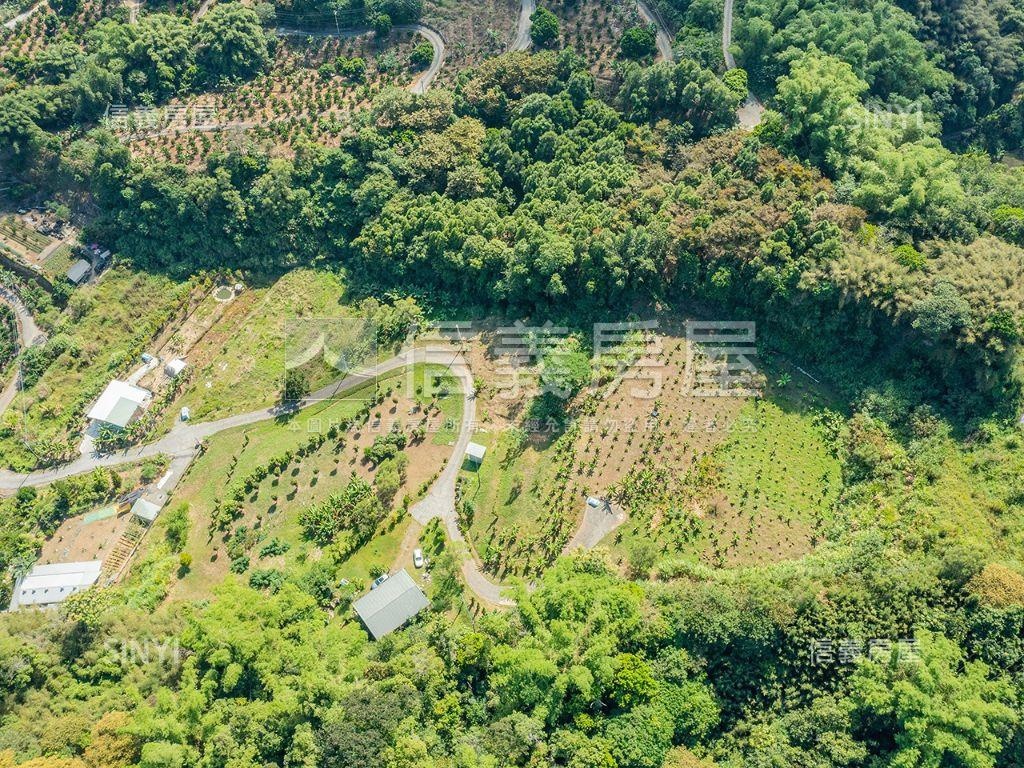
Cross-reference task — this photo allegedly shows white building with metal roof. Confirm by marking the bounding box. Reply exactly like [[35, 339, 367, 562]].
[[465, 442, 487, 464], [352, 569, 429, 639], [164, 358, 187, 378], [11, 561, 102, 609], [87, 380, 151, 429]]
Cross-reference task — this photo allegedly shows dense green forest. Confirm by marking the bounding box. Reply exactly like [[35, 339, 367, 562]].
[[2, 0, 1024, 766], [63, 48, 1024, 413]]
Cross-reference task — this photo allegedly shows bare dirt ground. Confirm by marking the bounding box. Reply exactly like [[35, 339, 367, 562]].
[[444, 321, 757, 579], [39, 508, 136, 565], [423, 0, 519, 80]]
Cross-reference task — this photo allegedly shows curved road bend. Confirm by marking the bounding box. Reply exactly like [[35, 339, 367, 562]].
[[722, 0, 764, 128], [404, 24, 445, 94], [275, 24, 445, 94], [636, 0, 674, 62]]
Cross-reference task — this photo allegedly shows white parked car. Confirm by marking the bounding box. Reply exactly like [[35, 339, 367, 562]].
[[370, 573, 389, 590], [413, 549, 425, 569]]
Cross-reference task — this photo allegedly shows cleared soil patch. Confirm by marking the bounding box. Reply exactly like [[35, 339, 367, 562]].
[[462, 325, 751, 578], [424, 0, 519, 78]]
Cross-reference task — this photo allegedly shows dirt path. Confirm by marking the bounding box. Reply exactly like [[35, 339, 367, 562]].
[[722, 0, 764, 128], [636, 0, 674, 62], [2, 0, 44, 29], [0, 287, 44, 420]]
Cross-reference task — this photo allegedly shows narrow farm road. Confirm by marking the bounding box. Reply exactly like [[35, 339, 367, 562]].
[[0, 344, 514, 605], [722, 0, 764, 128], [636, 0, 674, 62], [0, 288, 44, 420], [2, 1, 43, 29], [510, 0, 535, 52], [406, 350, 514, 607], [0, 339, 611, 607]]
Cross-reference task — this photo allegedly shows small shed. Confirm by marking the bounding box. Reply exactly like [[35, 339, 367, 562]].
[[352, 569, 429, 640], [130, 497, 162, 523], [165, 358, 187, 378], [465, 442, 487, 465], [66, 259, 91, 285]]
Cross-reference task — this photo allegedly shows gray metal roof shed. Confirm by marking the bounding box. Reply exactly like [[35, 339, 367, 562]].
[[352, 569, 429, 639], [66, 259, 91, 285]]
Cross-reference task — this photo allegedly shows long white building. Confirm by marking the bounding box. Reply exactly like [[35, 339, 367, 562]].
[[10, 561, 103, 610]]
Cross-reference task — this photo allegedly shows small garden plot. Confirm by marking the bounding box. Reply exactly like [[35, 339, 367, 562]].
[[40, 243, 75, 277], [128, 31, 425, 166], [0, 267, 194, 471], [165, 364, 459, 603], [551, 0, 646, 75], [156, 269, 350, 430], [0, 216, 53, 259], [423, 0, 519, 76], [36, 457, 171, 566]]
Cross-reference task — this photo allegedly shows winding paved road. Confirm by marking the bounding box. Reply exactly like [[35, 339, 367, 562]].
[[510, 0, 535, 52], [405, 24, 445, 94], [636, 0, 674, 62], [0, 340, 612, 607], [722, 0, 764, 128]]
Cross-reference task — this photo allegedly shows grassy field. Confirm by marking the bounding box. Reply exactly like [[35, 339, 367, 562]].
[[159, 269, 351, 428], [608, 362, 844, 570], [40, 244, 76, 278], [165, 364, 459, 602], [0, 268, 193, 470], [461, 427, 574, 578]]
